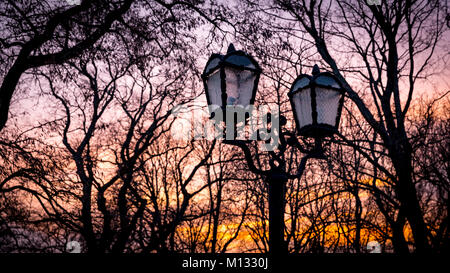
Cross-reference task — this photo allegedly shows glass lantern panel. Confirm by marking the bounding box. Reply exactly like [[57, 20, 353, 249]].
[[292, 76, 310, 91], [315, 87, 340, 126], [204, 57, 221, 75], [224, 67, 256, 107], [206, 69, 222, 110], [315, 75, 340, 88], [292, 88, 312, 128], [225, 55, 256, 69]]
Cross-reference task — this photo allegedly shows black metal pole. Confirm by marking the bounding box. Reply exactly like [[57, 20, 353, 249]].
[[268, 172, 288, 255], [223, 134, 317, 257]]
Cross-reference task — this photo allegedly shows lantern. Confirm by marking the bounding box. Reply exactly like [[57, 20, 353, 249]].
[[289, 65, 344, 138], [202, 44, 261, 114]]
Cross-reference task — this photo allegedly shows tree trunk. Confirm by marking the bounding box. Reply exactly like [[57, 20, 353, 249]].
[[390, 139, 429, 252], [391, 212, 410, 253]]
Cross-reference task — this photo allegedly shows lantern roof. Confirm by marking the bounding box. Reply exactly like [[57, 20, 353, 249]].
[[289, 67, 343, 96], [202, 44, 261, 78], [315, 74, 341, 89]]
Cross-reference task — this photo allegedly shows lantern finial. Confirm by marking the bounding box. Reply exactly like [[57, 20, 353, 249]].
[[227, 43, 236, 54], [312, 64, 320, 75]]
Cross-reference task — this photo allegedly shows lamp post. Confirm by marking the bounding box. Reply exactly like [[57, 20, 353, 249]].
[[202, 45, 345, 255]]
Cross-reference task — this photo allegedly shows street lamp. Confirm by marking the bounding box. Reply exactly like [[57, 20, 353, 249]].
[[288, 64, 345, 138], [201, 44, 262, 114], [202, 45, 343, 257]]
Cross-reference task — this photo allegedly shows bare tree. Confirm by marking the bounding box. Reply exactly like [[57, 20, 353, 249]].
[[0, 0, 229, 131], [1, 0, 448, 254]]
